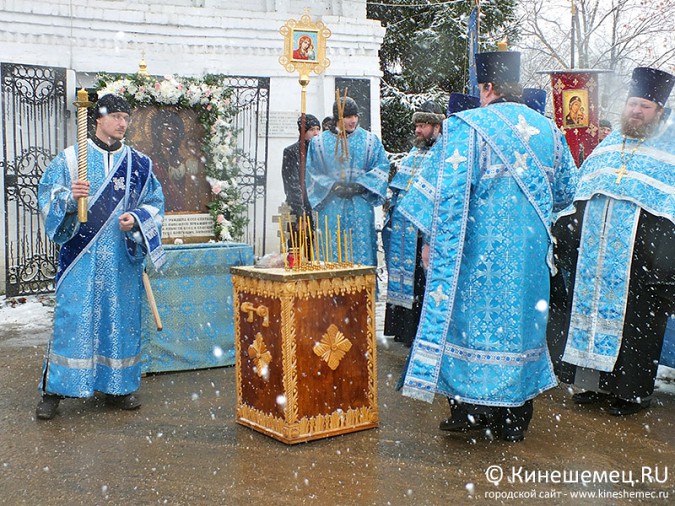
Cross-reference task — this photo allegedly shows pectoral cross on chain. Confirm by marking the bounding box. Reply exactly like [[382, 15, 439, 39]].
[[615, 165, 628, 184]]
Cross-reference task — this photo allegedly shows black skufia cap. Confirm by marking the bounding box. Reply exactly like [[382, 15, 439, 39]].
[[475, 51, 521, 84], [522, 88, 547, 115], [297, 114, 320, 131], [628, 67, 674, 107], [333, 96, 359, 118], [446, 92, 480, 115], [94, 94, 131, 118]]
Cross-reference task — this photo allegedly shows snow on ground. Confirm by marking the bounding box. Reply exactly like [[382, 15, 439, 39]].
[[0, 295, 53, 348], [0, 293, 673, 393]]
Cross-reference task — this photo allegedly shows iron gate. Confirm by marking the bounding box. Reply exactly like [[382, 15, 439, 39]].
[[224, 76, 270, 255], [1, 63, 68, 297]]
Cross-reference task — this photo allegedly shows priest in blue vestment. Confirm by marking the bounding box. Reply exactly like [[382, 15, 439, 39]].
[[548, 67, 675, 417], [383, 101, 444, 347], [36, 94, 165, 420], [305, 96, 389, 266], [397, 49, 578, 442]]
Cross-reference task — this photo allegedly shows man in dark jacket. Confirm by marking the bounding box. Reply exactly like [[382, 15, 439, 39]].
[[281, 114, 321, 221]]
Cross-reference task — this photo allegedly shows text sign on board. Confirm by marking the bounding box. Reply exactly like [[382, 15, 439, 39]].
[[162, 214, 214, 239]]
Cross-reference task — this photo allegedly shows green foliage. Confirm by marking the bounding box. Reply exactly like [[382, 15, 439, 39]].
[[367, 0, 518, 151]]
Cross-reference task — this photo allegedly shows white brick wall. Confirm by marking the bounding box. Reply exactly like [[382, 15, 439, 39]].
[[0, 0, 385, 288]]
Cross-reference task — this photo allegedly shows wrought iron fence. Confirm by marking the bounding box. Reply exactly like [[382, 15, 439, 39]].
[[1, 63, 67, 297], [223, 76, 270, 255]]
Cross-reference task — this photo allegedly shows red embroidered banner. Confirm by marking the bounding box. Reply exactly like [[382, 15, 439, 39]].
[[548, 71, 606, 166]]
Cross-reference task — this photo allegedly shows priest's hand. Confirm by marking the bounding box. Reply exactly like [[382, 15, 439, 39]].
[[71, 179, 90, 199], [332, 182, 366, 198], [421, 244, 430, 270], [119, 213, 136, 232]]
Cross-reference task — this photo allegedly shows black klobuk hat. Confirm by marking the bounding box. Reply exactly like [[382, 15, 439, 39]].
[[475, 51, 521, 85], [628, 67, 674, 107]]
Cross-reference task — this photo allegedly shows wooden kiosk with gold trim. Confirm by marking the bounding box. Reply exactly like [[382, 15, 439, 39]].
[[231, 265, 378, 444]]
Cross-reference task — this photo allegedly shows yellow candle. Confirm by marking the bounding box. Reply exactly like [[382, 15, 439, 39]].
[[314, 212, 321, 264], [307, 218, 315, 264], [299, 216, 304, 268], [324, 215, 330, 264], [316, 229, 323, 265], [279, 216, 288, 269], [288, 213, 297, 269], [337, 215, 342, 264], [349, 229, 353, 265]]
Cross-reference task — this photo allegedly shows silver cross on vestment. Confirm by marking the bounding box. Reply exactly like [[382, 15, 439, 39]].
[[113, 177, 126, 191], [446, 149, 467, 170], [429, 285, 449, 306], [514, 151, 529, 172], [515, 114, 540, 143]]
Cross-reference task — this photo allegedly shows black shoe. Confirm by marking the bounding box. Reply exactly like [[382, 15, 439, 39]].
[[36, 394, 61, 420], [608, 398, 650, 416], [572, 390, 611, 405], [502, 426, 525, 442], [106, 393, 141, 410], [439, 414, 486, 432]]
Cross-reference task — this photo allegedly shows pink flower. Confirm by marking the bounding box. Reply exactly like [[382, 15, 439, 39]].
[[206, 104, 212, 111], [154, 82, 161, 90], [212, 184, 222, 195], [216, 214, 225, 224]]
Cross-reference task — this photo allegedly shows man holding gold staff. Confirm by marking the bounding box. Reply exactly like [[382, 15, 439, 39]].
[[35, 93, 166, 420], [305, 95, 390, 266]]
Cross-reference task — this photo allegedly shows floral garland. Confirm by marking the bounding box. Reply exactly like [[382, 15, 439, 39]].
[[95, 73, 247, 241]]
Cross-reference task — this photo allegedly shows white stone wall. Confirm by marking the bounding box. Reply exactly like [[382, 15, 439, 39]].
[[0, 0, 385, 290]]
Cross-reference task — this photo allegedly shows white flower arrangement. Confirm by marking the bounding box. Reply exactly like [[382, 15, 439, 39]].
[[95, 73, 247, 241]]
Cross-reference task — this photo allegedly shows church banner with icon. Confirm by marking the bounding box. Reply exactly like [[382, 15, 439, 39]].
[[548, 70, 608, 166]]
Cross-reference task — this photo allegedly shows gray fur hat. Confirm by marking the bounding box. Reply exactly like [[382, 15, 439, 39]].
[[412, 101, 445, 125]]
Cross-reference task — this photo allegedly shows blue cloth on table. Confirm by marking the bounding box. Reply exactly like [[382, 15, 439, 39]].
[[141, 242, 254, 373]]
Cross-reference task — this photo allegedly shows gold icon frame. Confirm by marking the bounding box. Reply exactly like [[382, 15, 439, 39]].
[[279, 13, 332, 77]]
